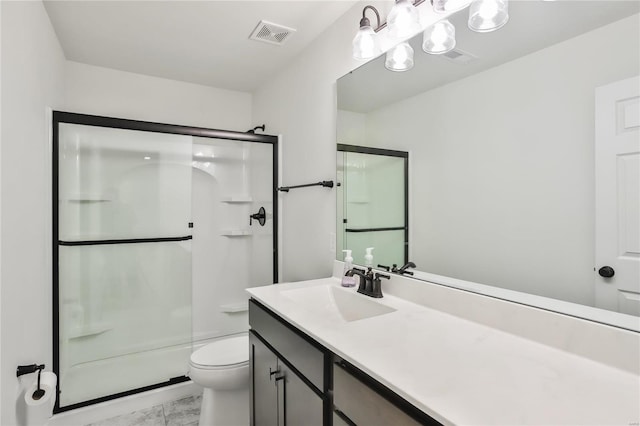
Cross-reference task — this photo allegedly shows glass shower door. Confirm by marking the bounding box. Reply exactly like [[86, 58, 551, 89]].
[[57, 123, 193, 408]]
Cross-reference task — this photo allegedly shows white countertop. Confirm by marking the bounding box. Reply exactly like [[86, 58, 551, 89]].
[[247, 277, 640, 426]]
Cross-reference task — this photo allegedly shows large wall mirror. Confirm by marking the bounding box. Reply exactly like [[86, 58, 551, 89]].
[[336, 1, 640, 330]]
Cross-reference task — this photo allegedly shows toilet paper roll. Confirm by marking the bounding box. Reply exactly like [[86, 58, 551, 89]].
[[23, 371, 57, 426]]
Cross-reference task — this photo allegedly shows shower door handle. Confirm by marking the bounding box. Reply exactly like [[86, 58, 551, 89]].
[[250, 206, 267, 226]]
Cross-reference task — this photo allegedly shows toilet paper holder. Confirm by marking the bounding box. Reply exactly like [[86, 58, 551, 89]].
[[17, 364, 46, 401]]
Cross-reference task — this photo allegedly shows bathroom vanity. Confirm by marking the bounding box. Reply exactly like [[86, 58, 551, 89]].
[[247, 265, 640, 425], [248, 299, 434, 425]]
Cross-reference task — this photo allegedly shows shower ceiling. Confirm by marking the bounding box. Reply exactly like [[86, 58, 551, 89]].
[[43, 0, 357, 92]]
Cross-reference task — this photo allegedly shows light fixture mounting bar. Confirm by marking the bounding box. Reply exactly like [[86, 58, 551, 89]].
[[361, 5, 382, 32]]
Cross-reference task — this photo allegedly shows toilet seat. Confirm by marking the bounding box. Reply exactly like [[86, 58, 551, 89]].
[[190, 334, 249, 369]]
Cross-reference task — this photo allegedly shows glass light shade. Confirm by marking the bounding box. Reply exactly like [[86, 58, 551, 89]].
[[352, 25, 381, 60], [468, 0, 509, 33], [432, 0, 472, 13], [387, 0, 421, 39], [385, 42, 414, 72], [422, 19, 456, 54]]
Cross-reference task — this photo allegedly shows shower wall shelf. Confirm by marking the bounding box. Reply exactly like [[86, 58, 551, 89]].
[[220, 230, 252, 237], [220, 196, 253, 203], [65, 199, 112, 203], [67, 323, 113, 340], [219, 302, 248, 313], [63, 193, 113, 203]]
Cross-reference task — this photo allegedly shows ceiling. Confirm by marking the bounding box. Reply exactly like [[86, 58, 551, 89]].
[[44, 0, 357, 92], [338, 1, 640, 113]]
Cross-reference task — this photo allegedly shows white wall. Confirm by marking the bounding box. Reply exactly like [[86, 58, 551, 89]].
[[0, 1, 66, 424], [65, 61, 253, 132], [362, 15, 639, 305]]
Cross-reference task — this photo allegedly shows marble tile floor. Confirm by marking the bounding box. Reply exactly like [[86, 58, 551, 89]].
[[85, 394, 202, 426]]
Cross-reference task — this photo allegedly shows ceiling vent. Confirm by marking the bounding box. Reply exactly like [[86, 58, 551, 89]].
[[440, 48, 477, 64], [249, 20, 297, 46]]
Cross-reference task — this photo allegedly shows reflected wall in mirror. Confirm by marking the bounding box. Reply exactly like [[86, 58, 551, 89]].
[[336, 1, 640, 327]]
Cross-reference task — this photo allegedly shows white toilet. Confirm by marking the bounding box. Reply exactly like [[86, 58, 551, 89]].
[[189, 333, 250, 426]]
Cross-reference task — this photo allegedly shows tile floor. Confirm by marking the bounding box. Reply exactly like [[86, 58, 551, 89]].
[[85, 394, 202, 426]]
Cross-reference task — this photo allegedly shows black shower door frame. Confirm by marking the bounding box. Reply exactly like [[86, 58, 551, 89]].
[[52, 111, 279, 413]]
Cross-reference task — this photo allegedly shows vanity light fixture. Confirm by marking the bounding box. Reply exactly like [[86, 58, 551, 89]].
[[422, 19, 456, 54], [468, 0, 509, 32], [352, 0, 508, 68], [387, 0, 422, 39], [352, 5, 383, 60], [385, 42, 415, 72]]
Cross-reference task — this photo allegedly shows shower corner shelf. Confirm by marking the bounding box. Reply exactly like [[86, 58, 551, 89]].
[[220, 302, 248, 313], [65, 199, 112, 204], [347, 198, 369, 204], [220, 196, 253, 203], [63, 192, 113, 203], [221, 229, 252, 237], [67, 323, 113, 340]]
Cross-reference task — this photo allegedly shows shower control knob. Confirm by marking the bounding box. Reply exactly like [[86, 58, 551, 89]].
[[598, 266, 615, 278], [250, 206, 267, 226]]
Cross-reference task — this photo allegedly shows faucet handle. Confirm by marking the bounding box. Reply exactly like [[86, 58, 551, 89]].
[[368, 273, 389, 298], [377, 264, 390, 272]]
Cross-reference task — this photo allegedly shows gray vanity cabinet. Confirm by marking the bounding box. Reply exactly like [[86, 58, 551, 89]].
[[249, 299, 440, 426], [249, 300, 327, 426]]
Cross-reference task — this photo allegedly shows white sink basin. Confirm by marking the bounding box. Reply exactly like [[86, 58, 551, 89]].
[[281, 284, 396, 322]]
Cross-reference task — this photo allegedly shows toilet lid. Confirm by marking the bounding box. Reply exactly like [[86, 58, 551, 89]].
[[190, 334, 249, 367]]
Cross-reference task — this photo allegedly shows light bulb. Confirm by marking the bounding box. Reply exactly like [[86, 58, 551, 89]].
[[433, 0, 472, 13], [352, 25, 380, 60], [387, 0, 421, 39], [478, 1, 498, 19], [468, 0, 509, 33], [385, 42, 414, 72], [422, 19, 456, 54]]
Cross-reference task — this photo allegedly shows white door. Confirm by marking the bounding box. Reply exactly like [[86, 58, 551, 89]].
[[595, 76, 640, 316]]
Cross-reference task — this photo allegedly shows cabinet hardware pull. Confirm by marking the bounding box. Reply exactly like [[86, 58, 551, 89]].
[[274, 374, 285, 382], [269, 367, 280, 378]]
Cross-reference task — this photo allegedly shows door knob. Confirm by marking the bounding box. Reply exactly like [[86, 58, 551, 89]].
[[598, 266, 615, 278]]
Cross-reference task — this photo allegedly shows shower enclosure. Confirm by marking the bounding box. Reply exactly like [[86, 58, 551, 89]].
[[53, 112, 277, 412]]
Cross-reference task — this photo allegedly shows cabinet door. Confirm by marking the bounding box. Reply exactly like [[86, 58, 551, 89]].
[[334, 363, 423, 426], [250, 332, 279, 426], [279, 361, 324, 426]]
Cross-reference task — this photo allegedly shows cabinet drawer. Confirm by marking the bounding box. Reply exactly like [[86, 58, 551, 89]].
[[334, 363, 422, 426], [249, 299, 326, 391]]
